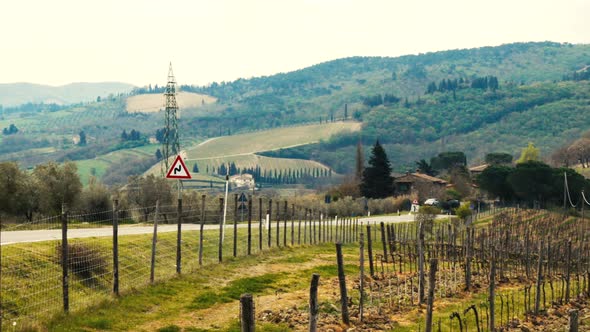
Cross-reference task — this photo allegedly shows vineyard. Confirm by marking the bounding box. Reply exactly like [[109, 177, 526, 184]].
[[1, 203, 589, 331]]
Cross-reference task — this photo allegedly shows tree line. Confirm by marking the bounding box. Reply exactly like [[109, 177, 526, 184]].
[[425, 75, 499, 94], [206, 163, 333, 185]]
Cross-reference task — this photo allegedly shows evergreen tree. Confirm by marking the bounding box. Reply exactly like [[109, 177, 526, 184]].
[[155, 149, 163, 161], [344, 103, 348, 119], [78, 130, 87, 146], [121, 130, 128, 141], [192, 163, 199, 173], [360, 141, 394, 198], [355, 140, 364, 181]]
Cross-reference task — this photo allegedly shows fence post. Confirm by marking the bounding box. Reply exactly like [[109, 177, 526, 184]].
[[150, 200, 160, 283], [176, 198, 182, 274], [283, 201, 288, 247], [248, 196, 252, 255], [359, 231, 365, 322], [312, 210, 317, 244], [535, 240, 544, 314], [112, 199, 119, 296], [219, 198, 224, 263], [569, 309, 579, 332], [336, 242, 350, 325], [309, 273, 320, 332], [367, 224, 375, 278], [566, 239, 572, 303], [489, 248, 496, 331], [380, 222, 388, 262], [199, 195, 206, 266], [61, 204, 69, 312], [298, 207, 302, 245], [258, 197, 263, 252], [291, 204, 295, 246], [276, 200, 280, 248], [268, 199, 272, 248], [425, 259, 438, 332], [240, 293, 255, 332], [234, 194, 238, 258]]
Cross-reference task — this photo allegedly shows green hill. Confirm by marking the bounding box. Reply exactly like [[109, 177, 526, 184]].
[[2, 42, 590, 183]]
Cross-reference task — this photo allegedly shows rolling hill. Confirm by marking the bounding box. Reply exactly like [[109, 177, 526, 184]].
[[2, 41, 590, 185], [0, 82, 135, 106]]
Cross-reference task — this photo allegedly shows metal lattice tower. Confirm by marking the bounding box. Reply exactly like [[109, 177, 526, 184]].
[[161, 62, 181, 176]]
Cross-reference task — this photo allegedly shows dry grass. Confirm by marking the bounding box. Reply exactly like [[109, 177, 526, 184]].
[[125, 92, 217, 113], [185, 121, 361, 159]]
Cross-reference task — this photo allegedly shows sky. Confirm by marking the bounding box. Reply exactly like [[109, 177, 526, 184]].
[[1, 0, 589, 87]]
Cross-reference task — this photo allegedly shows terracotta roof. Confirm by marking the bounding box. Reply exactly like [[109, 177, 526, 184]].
[[394, 173, 448, 184]]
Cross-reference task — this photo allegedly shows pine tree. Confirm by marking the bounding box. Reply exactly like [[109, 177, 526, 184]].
[[192, 163, 199, 173], [360, 140, 394, 198]]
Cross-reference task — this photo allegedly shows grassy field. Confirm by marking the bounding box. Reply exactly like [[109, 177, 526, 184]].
[[184, 122, 361, 159], [74, 144, 160, 185], [2, 208, 588, 331], [126, 92, 217, 113]]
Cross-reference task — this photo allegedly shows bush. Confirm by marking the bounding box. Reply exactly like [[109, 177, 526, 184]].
[[56, 243, 108, 279], [455, 203, 473, 223]]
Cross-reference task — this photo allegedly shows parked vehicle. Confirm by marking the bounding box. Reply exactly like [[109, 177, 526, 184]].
[[424, 198, 439, 206]]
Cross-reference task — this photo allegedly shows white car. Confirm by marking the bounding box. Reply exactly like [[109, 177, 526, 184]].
[[423, 198, 439, 206]]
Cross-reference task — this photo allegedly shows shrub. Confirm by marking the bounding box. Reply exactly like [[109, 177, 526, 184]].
[[56, 243, 108, 279]]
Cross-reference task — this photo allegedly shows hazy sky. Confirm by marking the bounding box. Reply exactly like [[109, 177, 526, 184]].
[[1, 0, 589, 87]]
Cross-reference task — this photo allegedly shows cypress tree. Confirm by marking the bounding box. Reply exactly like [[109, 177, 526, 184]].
[[355, 140, 364, 181], [360, 140, 394, 198]]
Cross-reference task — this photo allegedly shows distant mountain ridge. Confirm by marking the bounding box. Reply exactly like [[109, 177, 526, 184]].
[[0, 82, 135, 107]]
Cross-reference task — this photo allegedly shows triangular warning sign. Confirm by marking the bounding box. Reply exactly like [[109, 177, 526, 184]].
[[166, 155, 192, 179]]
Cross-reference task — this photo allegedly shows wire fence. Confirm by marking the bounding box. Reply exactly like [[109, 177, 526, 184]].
[[0, 194, 359, 329]]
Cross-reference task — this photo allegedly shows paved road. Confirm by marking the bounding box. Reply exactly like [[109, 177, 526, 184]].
[[0, 214, 450, 245]]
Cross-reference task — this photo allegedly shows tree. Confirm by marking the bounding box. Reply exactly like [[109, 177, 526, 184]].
[[355, 141, 364, 182], [344, 103, 348, 119], [485, 153, 513, 165], [155, 149, 163, 161], [121, 130, 128, 141], [78, 177, 111, 213], [507, 161, 553, 205], [567, 138, 590, 168], [477, 165, 515, 201], [33, 161, 82, 214], [455, 203, 472, 223], [450, 166, 472, 198], [126, 174, 172, 221], [78, 130, 87, 146], [360, 141, 394, 198], [192, 163, 199, 173], [516, 142, 540, 164], [415, 159, 435, 176], [430, 151, 467, 172]]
